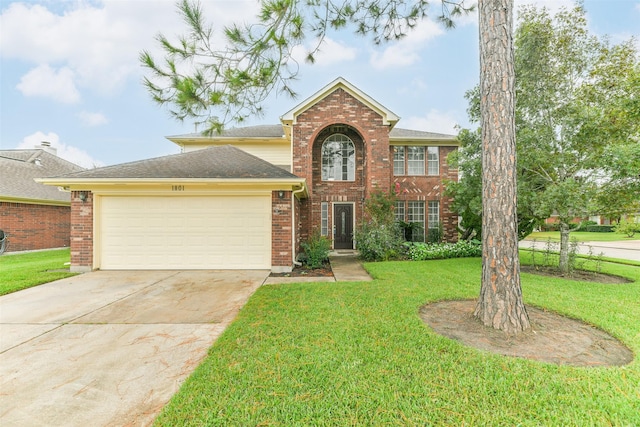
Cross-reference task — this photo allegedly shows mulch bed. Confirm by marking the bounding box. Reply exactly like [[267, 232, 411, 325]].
[[420, 300, 634, 367], [521, 265, 633, 284], [269, 262, 334, 278]]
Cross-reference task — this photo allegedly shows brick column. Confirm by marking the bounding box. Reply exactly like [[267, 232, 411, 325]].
[[70, 191, 93, 272], [271, 191, 293, 272]]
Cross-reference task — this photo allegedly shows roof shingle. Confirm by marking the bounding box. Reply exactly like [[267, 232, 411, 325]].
[[56, 145, 298, 180], [0, 149, 84, 203], [168, 125, 456, 141]]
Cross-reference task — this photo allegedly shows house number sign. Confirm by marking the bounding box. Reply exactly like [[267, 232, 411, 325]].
[[171, 185, 185, 191]]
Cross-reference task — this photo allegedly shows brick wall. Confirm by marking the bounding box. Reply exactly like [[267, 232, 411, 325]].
[[392, 146, 459, 242], [292, 88, 391, 246], [0, 201, 71, 252], [70, 191, 93, 271], [271, 190, 293, 272]]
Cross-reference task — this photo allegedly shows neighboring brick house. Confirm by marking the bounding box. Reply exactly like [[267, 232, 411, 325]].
[[0, 142, 84, 252], [40, 77, 458, 272]]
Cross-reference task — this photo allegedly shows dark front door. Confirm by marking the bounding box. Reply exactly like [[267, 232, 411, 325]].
[[334, 204, 353, 249]]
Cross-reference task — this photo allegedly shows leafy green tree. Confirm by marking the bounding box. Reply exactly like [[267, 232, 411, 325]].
[[141, 0, 534, 333], [515, 3, 639, 273], [447, 89, 541, 242], [450, 3, 639, 275]]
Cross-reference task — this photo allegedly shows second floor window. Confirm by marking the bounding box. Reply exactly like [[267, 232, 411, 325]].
[[394, 145, 440, 176], [322, 134, 355, 181]]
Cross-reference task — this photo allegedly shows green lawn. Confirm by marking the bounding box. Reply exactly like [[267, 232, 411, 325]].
[[154, 258, 640, 426], [525, 230, 636, 242], [0, 249, 77, 295]]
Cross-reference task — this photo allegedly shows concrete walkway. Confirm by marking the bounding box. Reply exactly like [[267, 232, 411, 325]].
[[264, 251, 372, 284], [329, 251, 373, 281], [0, 270, 267, 427]]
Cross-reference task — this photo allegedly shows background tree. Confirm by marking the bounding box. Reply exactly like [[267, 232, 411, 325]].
[[449, 3, 640, 275], [446, 87, 541, 242], [515, 3, 639, 273], [141, 0, 533, 333]]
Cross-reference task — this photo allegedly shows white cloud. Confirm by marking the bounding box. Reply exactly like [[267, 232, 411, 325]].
[[16, 64, 81, 104], [291, 37, 358, 66], [369, 19, 444, 70], [401, 109, 460, 135], [0, 1, 260, 100], [17, 131, 104, 169], [77, 111, 109, 127]]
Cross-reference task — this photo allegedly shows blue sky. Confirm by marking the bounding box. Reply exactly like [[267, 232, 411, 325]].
[[1, 0, 639, 168]]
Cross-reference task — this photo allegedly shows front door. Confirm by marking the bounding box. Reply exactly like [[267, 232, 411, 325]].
[[333, 204, 353, 249]]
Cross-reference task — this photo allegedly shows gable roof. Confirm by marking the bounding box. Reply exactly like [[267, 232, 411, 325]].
[[39, 145, 302, 183], [0, 149, 84, 205], [280, 77, 400, 128]]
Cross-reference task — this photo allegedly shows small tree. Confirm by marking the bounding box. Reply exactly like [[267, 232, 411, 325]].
[[355, 190, 404, 262]]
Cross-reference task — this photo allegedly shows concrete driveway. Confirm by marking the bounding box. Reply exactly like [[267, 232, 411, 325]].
[[0, 270, 268, 427]]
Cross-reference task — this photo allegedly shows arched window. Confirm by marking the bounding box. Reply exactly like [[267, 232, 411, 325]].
[[321, 134, 355, 181]]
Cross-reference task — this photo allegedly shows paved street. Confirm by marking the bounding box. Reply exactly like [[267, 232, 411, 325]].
[[519, 239, 640, 262]]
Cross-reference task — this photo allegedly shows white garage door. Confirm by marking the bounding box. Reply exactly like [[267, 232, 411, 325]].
[[99, 196, 271, 270]]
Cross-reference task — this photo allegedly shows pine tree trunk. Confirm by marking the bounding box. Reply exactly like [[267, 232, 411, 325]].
[[558, 222, 570, 274], [474, 0, 531, 334]]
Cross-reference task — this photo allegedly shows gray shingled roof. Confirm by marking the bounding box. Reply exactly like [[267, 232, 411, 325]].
[[0, 149, 84, 203], [168, 125, 285, 140], [389, 128, 457, 140], [55, 145, 299, 180], [169, 125, 456, 140]]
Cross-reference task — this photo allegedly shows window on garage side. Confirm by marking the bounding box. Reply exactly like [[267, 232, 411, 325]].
[[322, 134, 355, 181]]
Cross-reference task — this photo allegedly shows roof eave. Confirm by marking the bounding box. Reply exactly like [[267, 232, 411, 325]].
[[0, 195, 70, 207], [390, 136, 459, 146], [36, 177, 307, 191]]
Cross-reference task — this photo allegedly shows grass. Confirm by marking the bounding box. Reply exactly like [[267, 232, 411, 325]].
[[0, 249, 77, 295], [525, 230, 636, 242], [154, 257, 640, 426]]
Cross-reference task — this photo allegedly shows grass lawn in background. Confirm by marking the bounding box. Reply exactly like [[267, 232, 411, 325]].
[[0, 249, 77, 295], [525, 230, 636, 242], [154, 257, 640, 426]]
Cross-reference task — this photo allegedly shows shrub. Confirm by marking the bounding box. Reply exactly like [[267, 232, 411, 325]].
[[576, 220, 597, 231], [407, 240, 481, 261], [355, 190, 404, 262], [427, 222, 443, 243], [541, 223, 560, 232], [585, 225, 615, 233], [300, 234, 331, 269], [356, 223, 404, 262], [615, 219, 640, 238], [398, 221, 424, 242]]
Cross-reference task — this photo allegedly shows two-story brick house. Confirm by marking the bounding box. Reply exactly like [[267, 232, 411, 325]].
[[40, 77, 458, 272]]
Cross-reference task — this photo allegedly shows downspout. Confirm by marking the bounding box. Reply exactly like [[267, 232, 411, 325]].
[[292, 185, 305, 267]]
